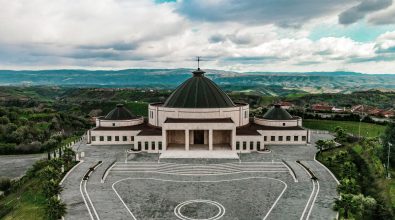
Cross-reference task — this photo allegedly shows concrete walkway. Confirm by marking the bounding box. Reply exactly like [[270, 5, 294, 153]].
[[60, 133, 339, 220], [160, 150, 239, 159]]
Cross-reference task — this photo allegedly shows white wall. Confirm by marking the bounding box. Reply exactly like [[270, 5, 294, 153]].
[[90, 130, 141, 145], [134, 135, 164, 153], [96, 117, 144, 127], [259, 130, 308, 145], [254, 117, 300, 127], [148, 103, 249, 127], [235, 135, 264, 152]]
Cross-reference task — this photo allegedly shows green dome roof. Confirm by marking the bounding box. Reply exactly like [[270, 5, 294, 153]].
[[163, 69, 236, 108], [263, 104, 293, 120], [104, 104, 137, 120]]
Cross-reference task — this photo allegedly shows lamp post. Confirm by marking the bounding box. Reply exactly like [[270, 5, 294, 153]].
[[358, 105, 364, 139], [387, 142, 392, 179]]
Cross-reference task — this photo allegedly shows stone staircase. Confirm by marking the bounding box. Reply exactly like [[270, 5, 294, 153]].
[[110, 162, 289, 175]]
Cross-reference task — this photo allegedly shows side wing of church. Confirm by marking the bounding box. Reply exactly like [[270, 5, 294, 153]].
[[87, 67, 310, 153]]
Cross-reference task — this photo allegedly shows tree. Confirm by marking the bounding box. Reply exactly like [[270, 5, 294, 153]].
[[335, 126, 347, 142], [39, 166, 61, 181], [316, 140, 325, 153], [337, 178, 360, 194], [0, 116, 10, 125], [352, 194, 377, 218], [341, 162, 358, 179], [334, 193, 357, 219], [43, 138, 58, 160], [45, 196, 66, 220], [62, 147, 75, 167], [42, 179, 62, 198], [381, 123, 395, 167]]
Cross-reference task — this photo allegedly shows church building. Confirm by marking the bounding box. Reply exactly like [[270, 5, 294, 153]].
[[87, 67, 310, 153]]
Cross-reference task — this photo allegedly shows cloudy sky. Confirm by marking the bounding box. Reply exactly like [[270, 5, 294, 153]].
[[0, 0, 395, 73]]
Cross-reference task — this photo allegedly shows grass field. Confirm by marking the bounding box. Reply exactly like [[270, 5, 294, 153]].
[[303, 119, 386, 137]]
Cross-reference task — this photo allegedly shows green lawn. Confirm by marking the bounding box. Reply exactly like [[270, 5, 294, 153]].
[[0, 178, 46, 220], [303, 119, 386, 137]]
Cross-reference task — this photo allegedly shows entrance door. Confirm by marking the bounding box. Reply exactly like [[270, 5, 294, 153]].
[[194, 130, 205, 144]]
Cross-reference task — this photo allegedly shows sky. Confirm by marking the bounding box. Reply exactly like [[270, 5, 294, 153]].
[[0, 0, 395, 73]]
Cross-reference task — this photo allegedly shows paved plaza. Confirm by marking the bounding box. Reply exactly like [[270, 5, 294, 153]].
[[60, 133, 339, 220], [0, 153, 45, 179]]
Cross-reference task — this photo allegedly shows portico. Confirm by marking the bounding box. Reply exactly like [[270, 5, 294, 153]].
[[163, 118, 235, 151]]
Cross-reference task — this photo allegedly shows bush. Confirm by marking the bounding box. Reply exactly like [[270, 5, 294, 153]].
[[0, 143, 16, 154], [14, 141, 42, 153], [0, 177, 11, 191]]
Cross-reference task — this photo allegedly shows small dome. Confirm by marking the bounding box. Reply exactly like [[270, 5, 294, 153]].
[[263, 104, 293, 120], [104, 104, 137, 120], [163, 68, 235, 108]]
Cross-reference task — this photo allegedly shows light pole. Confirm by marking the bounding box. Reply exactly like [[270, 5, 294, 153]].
[[387, 142, 392, 179], [358, 105, 364, 139]]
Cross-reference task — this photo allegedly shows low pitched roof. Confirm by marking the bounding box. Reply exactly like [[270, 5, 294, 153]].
[[263, 104, 293, 120]]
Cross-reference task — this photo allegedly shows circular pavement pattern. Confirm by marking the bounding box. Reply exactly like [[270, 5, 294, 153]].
[[174, 200, 225, 220]]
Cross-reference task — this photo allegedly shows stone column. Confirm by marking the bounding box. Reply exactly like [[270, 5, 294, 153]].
[[231, 129, 236, 151], [209, 129, 213, 151], [185, 129, 189, 151], [162, 129, 167, 151]]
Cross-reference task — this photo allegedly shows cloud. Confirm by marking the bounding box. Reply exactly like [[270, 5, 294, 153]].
[[368, 4, 395, 24], [0, 0, 394, 73], [176, 0, 356, 28], [339, 0, 393, 25]]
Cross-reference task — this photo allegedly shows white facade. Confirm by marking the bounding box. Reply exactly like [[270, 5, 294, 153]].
[[95, 117, 144, 127], [148, 103, 249, 127]]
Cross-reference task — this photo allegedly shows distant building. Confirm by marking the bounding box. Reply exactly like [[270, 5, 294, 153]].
[[87, 67, 309, 154], [311, 103, 333, 112], [278, 101, 294, 110]]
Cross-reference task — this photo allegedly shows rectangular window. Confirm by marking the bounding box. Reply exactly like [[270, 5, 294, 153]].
[[264, 136, 267, 141], [112, 123, 115, 127], [131, 136, 134, 141], [123, 136, 127, 141], [107, 136, 112, 141], [243, 141, 247, 150], [250, 141, 254, 150], [286, 136, 291, 141], [244, 111, 248, 118], [159, 142, 162, 150], [91, 136, 96, 141], [152, 142, 156, 150], [257, 142, 261, 150], [294, 136, 299, 141], [100, 136, 104, 141], [279, 136, 283, 141], [138, 142, 142, 150], [236, 141, 240, 150], [145, 142, 149, 150], [271, 136, 275, 141], [115, 136, 119, 141], [302, 136, 306, 141], [150, 111, 153, 118]]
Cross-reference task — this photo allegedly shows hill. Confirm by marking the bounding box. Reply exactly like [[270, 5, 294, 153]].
[[1, 69, 395, 96]]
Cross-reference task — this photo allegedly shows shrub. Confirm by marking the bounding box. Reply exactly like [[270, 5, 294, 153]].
[[45, 196, 66, 220], [15, 141, 42, 154], [0, 143, 16, 154], [0, 177, 11, 191]]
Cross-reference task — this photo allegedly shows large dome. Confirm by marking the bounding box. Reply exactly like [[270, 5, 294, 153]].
[[263, 104, 293, 120], [104, 104, 138, 120], [163, 69, 236, 108]]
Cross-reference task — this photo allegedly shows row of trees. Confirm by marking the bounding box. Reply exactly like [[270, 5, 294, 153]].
[[317, 124, 395, 219], [0, 105, 89, 155], [1, 147, 76, 219]]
